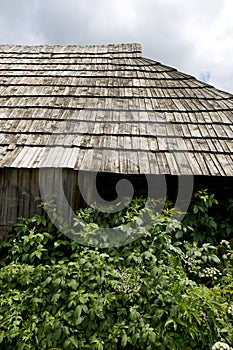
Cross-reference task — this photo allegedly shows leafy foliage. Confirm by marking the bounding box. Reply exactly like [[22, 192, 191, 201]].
[[182, 189, 233, 243], [0, 191, 232, 349]]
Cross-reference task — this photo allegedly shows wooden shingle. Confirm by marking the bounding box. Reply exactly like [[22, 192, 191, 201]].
[[0, 43, 232, 176]]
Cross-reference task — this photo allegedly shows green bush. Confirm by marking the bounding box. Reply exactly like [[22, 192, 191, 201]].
[[0, 191, 232, 349]]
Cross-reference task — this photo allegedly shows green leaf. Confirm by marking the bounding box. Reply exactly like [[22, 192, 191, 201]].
[[121, 333, 128, 347], [164, 318, 177, 330], [68, 279, 79, 290]]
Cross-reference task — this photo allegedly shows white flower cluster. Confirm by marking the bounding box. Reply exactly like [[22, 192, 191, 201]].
[[227, 305, 233, 316], [113, 269, 140, 293], [202, 267, 222, 279], [212, 341, 233, 350]]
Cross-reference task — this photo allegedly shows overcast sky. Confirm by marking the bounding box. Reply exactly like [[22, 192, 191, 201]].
[[0, 0, 233, 93]]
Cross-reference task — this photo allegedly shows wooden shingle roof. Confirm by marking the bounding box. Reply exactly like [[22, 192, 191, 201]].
[[0, 43, 232, 176]]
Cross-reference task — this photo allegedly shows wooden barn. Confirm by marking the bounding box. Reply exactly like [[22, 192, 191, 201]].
[[0, 43, 232, 234]]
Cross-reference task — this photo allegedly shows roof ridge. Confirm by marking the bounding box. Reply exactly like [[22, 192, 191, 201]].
[[0, 43, 142, 57]]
